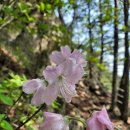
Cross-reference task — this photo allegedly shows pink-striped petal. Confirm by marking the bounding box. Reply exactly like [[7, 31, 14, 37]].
[[44, 83, 60, 105], [39, 112, 69, 130], [61, 45, 71, 58], [50, 51, 64, 64], [60, 81, 76, 102], [43, 66, 59, 85], [31, 86, 45, 106], [71, 49, 87, 67], [66, 64, 84, 84], [97, 107, 114, 130], [61, 58, 76, 77], [22, 79, 42, 94], [87, 112, 105, 130]]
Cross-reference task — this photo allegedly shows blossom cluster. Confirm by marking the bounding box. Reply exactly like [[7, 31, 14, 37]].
[[23, 46, 86, 105], [22, 46, 114, 130], [39, 107, 113, 130]]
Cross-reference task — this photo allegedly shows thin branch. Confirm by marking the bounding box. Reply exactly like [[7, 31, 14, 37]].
[[13, 91, 23, 105], [58, 3, 77, 32], [15, 104, 47, 130], [68, 5, 77, 30], [58, 7, 66, 26], [0, 91, 23, 124]]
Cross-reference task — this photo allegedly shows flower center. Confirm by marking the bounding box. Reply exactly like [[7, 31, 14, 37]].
[[58, 75, 64, 81]]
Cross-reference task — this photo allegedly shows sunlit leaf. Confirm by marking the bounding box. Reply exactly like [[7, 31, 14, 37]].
[[18, 2, 29, 13], [0, 120, 13, 130], [40, 2, 45, 11], [0, 114, 5, 121], [69, 0, 75, 4], [122, 25, 126, 32], [0, 93, 13, 106]]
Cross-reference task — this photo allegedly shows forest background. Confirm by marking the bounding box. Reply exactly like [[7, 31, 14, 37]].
[[0, 0, 130, 130]]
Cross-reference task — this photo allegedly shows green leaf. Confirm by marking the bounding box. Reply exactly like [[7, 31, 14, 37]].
[[88, 56, 99, 63], [28, 126, 34, 130], [0, 120, 13, 130], [45, 3, 53, 13], [120, 57, 126, 61], [18, 2, 29, 13], [69, 0, 75, 4], [36, 4, 40, 11], [97, 63, 105, 71], [40, 2, 45, 11], [122, 25, 127, 32], [0, 114, 5, 121], [2, 6, 14, 16], [54, 0, 60, 5], [51, 101, 62, 110], [0, 93, 13, 106]]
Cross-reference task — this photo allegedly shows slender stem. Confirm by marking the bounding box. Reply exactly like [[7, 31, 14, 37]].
[[66, 116, 87, 127], [0, 91, 23, 124], [13, 91, 23, 105], [15, 104, 46, 130]]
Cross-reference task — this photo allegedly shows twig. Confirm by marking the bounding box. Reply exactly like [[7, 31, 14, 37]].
[[15, 104, 47, 130], [13, 91, 23, 105], [0, 91, 23, 124]]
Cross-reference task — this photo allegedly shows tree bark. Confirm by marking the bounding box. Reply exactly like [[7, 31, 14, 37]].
[[118, 0, 129, 122], [111, 0, 119, 111], [88, 2, 93, 79], [98, 0, 104, 81]]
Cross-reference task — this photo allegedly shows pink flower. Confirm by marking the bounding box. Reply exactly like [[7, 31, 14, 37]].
[[71, 49, 87, 67], [86, 107, 114, 130], [50, 45, 87, 67], [43, 59, 84, 105], [22, 79, 46, 106], [50, 46, 71, 65], [39, 112, 69, 130]]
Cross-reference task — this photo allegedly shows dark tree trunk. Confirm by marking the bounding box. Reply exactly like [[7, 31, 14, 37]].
[[118, 0, 129, 122], [98, 0, 104, 81], [88, 2, 93, 79], [111, 0, 119, 111]]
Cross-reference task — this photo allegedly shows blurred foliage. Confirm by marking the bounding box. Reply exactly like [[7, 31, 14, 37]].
[[0, 73, 26, 100], [0, 73, 26, 130], [101, 69, 112, 92], [0, 0, 73, 76], [0, 119, 13, 130]]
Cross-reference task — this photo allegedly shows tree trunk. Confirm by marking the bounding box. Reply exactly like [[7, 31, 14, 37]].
[[111, 0, 119, 111], [118, 0, 129, 122], [98, 0, 104, 81], [88, 2, 93, 79]]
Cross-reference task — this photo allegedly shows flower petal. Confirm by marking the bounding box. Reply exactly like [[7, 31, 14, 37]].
[[31, 86, 45, 106], [39, 112, 68, 130], [60, 81, 76, 102], [44, 83, 60, 105], [22, 79, 41, 94], [43, 66, 59, 85], [44, 112, 63, 121], [71, 49, 87, 67], [86, 112, 105, 130], [61, 58, 76, 77], [56, 63, 64, 75], [50, 51, 64, 64], [97, 107, 114, 130], [61, 45, 71, 58], [66, 64, 84, 84]]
